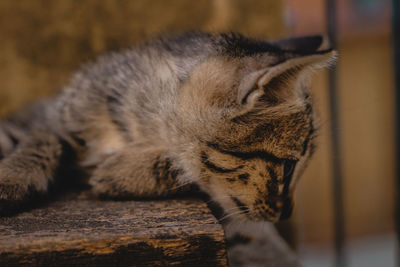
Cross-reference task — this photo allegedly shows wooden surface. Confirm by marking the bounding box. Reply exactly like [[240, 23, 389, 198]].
[[0, 196, 228, 266]]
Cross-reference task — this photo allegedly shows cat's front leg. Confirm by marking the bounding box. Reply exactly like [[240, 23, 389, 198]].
[[89, 145, 190, 199], [0, 132, 64, 215], [223, 220, 302, 267]]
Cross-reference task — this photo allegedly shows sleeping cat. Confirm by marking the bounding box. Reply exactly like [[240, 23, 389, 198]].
[[0, 31, 335, 264]]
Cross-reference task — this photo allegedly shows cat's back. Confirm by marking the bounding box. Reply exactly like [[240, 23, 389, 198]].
[[43, 32, 217, 163], [57, 32, 216, 119], [69, 31, 216, 96]]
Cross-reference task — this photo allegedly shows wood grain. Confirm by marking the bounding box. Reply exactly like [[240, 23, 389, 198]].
[[0, 197, 228, 266]]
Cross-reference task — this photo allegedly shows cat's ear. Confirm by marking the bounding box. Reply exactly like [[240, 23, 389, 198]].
[[238, 49, 336, 107], [272, 35, 327, 53]]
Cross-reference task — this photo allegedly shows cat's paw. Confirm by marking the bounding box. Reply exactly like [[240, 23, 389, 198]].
[[0, 165, 46, 216], [0, 178, 31, 215], [88, 153, 146, 199], [89, 173, 135, 200], [0, 181, 29, 201], [89, 175, 114, 198], [225, 221, 302, 267]]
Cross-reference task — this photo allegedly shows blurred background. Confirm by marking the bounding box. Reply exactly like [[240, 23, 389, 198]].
[[285, 1, 396, 267], [0, 0, 396, 266]]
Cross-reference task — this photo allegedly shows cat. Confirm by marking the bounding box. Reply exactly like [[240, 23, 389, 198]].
[[0, 31, 335, 265]]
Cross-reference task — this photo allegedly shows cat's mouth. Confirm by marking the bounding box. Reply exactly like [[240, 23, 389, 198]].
[[245, 195, 294, 222], [223, 196, 293, 222]]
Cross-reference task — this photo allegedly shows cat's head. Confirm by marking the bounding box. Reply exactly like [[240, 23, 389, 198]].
[[178, 33, 336, 222]]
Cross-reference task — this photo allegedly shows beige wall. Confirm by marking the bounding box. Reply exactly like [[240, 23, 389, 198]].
[[295, 34, 395, 242]]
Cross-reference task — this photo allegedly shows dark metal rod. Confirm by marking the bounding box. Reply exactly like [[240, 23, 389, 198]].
[[326, 0, 346, 267], [392, 0, 400, 265]]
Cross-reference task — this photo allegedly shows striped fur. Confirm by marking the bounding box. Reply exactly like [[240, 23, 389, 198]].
[[0, 32, 336, 221]]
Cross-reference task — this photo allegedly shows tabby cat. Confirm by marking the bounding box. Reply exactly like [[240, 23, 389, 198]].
[[0, 32, 335, 265]]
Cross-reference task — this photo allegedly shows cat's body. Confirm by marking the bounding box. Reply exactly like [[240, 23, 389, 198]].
[[0, 33, 213, 204], [0, 32, 334, 265]]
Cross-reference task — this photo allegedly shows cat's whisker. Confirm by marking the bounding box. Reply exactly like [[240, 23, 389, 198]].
[[204, 195, 236, 204], [224, 205, 250, 213], [219, 209, 250, 222], [167, 181, 193, 191], [205, 193, 255, 204], [219, 211, 245, 222]]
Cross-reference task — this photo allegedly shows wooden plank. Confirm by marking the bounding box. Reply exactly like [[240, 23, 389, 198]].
[[0, 196, 228, 267]]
